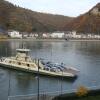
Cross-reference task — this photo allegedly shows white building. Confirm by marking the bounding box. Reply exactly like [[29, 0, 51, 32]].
[[42, 33, 51, 38], [22, 32, 28, 38], [29, 33, 35, 38], [51, 32, 64, 38], [42, 33, 48, 38], [71, 31, 81, 38], [8, 31, 22, 38], [34, 33, 38, 37]]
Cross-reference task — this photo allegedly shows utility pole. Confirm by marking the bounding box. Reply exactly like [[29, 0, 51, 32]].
[[61, 71, 63, 95], [37, 59, 40, 100], [7, 47, 11, 100], [8, 70, 11, 100]]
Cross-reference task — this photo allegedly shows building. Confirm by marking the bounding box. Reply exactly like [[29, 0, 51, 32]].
[[21, 32, 29, 38], [42, 33, 51, 38], [8, 30, 22, 38], [51, 32, 65, 38], [42, 33, 48, 38]]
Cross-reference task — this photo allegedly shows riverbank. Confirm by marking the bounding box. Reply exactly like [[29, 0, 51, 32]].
[[69, 38, 100, 42], [54, 95, 100, 100], [0, 38, 65, 42], [1, 38, 100, 42], [53, 88, 100, 100], [0, 36, 8, 41]]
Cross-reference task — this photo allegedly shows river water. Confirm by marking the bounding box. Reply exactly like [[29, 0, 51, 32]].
[[0, 40, 100, 100]]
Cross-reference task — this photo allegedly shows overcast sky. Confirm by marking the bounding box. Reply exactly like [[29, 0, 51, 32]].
[[6, 0, 100, 17]]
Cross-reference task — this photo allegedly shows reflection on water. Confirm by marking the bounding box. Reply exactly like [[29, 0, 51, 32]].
[[0, 40, 100, 100]]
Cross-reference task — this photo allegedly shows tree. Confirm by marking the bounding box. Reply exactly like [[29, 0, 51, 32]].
[[76, 86, 88, 97]]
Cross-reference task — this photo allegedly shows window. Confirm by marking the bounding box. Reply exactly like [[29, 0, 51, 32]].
[[27, 64, 30, 67], [18, 62, 21, 65]]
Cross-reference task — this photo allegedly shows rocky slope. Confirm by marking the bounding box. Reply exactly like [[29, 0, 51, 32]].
[[64, 3, 100, 34]]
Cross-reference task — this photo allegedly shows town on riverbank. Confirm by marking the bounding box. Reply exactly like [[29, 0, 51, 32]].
[[0, 30, 100, 41]]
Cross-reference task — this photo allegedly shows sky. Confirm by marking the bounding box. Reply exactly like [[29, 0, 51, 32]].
[[6, 0, 100, 17]]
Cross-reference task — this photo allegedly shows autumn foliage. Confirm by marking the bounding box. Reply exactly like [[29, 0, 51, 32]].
[[64, 3, 100, 34], [76, 86, 89, 97], [0, 0, 72, 32]]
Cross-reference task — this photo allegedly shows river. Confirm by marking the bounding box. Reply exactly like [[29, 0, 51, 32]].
[[0, 40, 100, 100]]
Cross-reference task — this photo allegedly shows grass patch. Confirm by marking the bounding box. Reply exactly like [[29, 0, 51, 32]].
[[74, 95, 100, 100]]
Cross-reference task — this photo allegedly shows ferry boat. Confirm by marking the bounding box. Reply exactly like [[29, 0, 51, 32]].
[[0, 49, 79, 78]]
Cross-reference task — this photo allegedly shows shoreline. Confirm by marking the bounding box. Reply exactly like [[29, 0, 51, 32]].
[[69, 39, 100, 42], [54, 89, 100, 100], [0, 38, 100, 42]]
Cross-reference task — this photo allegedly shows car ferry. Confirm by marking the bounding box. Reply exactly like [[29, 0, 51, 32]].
[[0, 49, 79, 78]]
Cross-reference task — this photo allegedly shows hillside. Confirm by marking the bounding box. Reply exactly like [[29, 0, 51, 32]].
[[64, 3, 100, 34], [0, 0, 73, 32]]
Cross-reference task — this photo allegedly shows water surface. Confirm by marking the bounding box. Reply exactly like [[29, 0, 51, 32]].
[[0, 40, 100, 100]]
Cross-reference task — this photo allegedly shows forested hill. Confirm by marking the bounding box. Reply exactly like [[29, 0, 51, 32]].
[[64, 3, 100, 34], [0, 0, 73, 32]]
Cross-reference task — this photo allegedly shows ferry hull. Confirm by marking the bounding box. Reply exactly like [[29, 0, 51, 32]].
[[0, 62, 76, 78]]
